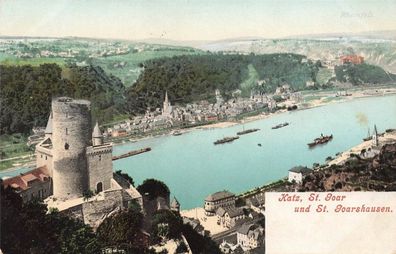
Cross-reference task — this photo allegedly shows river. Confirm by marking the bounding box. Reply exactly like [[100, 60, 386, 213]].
[[2, 95, 396, 209]]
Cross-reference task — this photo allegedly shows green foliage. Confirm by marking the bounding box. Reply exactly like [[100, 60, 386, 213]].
[[335, 63, 395, 85], [115, 169, 135, 186], [0, 185, 100, 254], [96, 208, 146, 252], [151, 210, 183, 242], [137, 179, 170, 200], [0, 63, 125, 135], [126, 53, 319, 114], [181, 224, 221, 254], [83, 189, 95, 200]]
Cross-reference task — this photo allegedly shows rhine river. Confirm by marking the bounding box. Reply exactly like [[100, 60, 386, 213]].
[[112, 95, 396, 209], [1, 95, 396, 209]]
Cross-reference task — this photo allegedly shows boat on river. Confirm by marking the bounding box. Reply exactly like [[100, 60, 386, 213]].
[[271, 122, 290, 129], [237, 128, 260, 135], [307, 134, 333, 148], [214, 136, 239, 145]]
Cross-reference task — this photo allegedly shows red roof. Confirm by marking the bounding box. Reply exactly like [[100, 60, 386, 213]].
[[2, 166, 50, 191]]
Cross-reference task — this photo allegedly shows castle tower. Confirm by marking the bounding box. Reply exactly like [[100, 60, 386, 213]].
[[45, 112, 53, 138], [92, 122, 103, 146], [372, 124, 379, 146], [170, 196, 180, 213], [52, 97, 92, 199]]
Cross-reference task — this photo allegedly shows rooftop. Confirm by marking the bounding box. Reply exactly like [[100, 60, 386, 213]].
[[205, 190, 235, 202], [2, 166, 50, 191], [289, 166, 312, 174]]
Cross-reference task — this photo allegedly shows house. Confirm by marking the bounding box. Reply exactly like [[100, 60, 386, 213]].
[[288, 166, 312, 184], [237, 222, 265, 250], [246, 194, 265, 214], [223, 208, 246, 228], [2, 166, 52, 202], [340, 55, 364, 65], [111, 129, 127, 137], [183, 217, 207, 236], [204, 190, 236, 216]]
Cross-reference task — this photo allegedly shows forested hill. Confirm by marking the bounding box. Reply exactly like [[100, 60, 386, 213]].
[[0, 64, 125, 135], [334, 63, 396, 85], [126, 53, 321, 114]]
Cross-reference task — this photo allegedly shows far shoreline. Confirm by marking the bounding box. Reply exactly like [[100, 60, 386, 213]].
[[1, 85, 396, 175]]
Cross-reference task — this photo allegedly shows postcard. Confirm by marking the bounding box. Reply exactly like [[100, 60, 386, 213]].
[[0, 1, 395, 253]]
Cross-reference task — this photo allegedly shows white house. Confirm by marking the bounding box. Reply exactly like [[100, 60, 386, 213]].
[[288, 166, 312, 184]]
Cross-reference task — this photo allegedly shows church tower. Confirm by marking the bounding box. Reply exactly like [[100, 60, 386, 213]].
[[162, 91, 172, 117]]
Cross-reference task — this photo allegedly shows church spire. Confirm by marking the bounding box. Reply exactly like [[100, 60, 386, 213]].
[[372, 124, 379, 146]]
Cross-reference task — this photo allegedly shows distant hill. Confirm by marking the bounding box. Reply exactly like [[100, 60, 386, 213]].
[[125, 53, 321, 114], [199, 36, 396, 74], [334, 63, 396, 85]]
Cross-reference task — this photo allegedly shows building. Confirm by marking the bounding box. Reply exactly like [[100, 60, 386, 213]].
[[3, 97, 143, 229], [204, 190, 236, 216], [340, 55, 364, 65], [2, 166, 52, 202], [236, 222, 265, 250], [288, 166, 312, 184], [36, 97, 113, 199], [223, 208, 246, 228], [246, 194, 265, 214]]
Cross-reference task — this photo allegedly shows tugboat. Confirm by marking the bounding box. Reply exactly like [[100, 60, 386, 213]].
[[271, 122, 290, 129], [307, 134, 333, 148], [214, 136, 239, 145], [237, 128, 260, 135]]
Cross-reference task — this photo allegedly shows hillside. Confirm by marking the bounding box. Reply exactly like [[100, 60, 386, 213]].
[[0, 37, 203, 86], [200, 38, 396, 73], [334, 63, 396, 85], [0, 64, 125, 135], [125, 53, 320, 114]]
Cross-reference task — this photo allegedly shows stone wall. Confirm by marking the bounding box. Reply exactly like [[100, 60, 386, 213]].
[[52, 97, 92, 199], [86, 144, 113, 193]]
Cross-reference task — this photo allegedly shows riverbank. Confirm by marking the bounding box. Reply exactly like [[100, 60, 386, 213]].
[[1, 85, 395, 174], [179, 129, 396, 236]]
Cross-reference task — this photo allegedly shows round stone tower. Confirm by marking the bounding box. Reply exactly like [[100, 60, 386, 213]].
[[52, 97, 92, 199]]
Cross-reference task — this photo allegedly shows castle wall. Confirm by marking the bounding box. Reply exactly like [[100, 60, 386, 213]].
[[52, 98, 92, 199], [86, 144, 113, 193]]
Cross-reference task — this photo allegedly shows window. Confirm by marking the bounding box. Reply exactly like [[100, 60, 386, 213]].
[[45, 155, 47, 160], [65, 128, 68, 135], [41, 154, 43, 158], [64, 143, 69, 150], [99, 155, 102, 161]]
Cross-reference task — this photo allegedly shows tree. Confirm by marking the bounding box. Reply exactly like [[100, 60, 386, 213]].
[[0, 185, 100, 254], [151, 210, 183, 242], [96, 208, 144, 251], [137, 179, 170, 200], [115, 170, 135, 186]]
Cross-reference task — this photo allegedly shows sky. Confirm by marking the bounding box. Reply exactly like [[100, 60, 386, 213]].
[[0, 0, 395, 41]]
